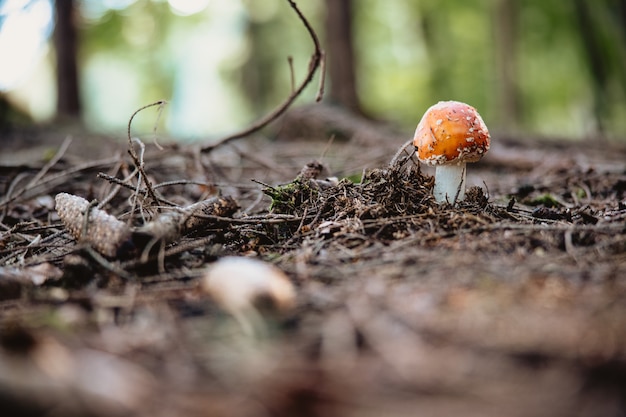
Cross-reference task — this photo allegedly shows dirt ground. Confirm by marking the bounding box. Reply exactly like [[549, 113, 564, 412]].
[[1, 111, 626, 417]]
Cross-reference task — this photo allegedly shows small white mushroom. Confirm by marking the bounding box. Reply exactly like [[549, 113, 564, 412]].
[[201, 257, 296, 336]]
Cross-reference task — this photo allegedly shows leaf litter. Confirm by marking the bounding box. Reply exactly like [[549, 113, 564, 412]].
[[9, 0, 626, 410], [1, 130, 626, 416]]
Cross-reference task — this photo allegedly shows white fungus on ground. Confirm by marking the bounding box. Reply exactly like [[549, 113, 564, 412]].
[[201, 257, 296, 336]]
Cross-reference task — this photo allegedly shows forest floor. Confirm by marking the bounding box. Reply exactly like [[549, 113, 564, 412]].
[[1, 108, 626, 417]]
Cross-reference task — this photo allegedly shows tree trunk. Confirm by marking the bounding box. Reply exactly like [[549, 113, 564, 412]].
[[493, 0, 520, 130], [54, 0, 81, 119], [324, 0, 361, 114]]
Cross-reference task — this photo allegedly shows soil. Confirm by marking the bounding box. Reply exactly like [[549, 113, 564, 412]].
[[1, 116, 626, 417]]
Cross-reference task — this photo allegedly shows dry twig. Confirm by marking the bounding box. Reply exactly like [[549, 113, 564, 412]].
[[126, 100, 167, 205], [200, 0, 324, 153]]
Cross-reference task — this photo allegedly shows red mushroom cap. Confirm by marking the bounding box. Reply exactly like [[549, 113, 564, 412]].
[[413, 101, 490, 166]]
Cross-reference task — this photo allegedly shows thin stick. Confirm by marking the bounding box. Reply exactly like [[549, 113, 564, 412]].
[[0, 172, 31, 222], [152, 100, 167, 150], [201, 0, 324, 153], [452, 165, 466, 205], [0, 136, 72, 221], [81, 199, 99, 242], [127, 100, 166, 151], [97, 173, 198, 207], [96, 160, 126, 209], [122, 235, 217, 270], [153, 179, 215, 190], [187, 213, 303, 224], [287, 56, 295, 93], [0, 155, 122, 210], [320, 134, 336, 160], [126, 101, 165, 205], [84, 246, 134, 280], [389, 139, 415, 167], [316, 50, 326, 102], [27, 136, 73, 188]]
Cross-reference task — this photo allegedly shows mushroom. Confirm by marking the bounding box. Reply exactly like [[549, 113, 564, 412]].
[[201, 257, 296, 336], [413, 101, 490, 204]]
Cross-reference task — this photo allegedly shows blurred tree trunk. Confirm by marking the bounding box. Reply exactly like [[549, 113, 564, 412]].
[[493, 0, 520, 130], [54, 0, 81, 119], [574, 0, 609, 134], [573, 0, 626, 135], [324, 0, 362, 114], [418, 4, 451, 101]]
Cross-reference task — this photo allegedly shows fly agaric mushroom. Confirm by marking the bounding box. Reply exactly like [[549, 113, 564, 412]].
[[413, 101, 490, 204]]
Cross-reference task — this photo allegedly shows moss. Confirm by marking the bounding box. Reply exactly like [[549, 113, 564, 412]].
[[263, 179, 319, 215], [528, 193, 561, 207]]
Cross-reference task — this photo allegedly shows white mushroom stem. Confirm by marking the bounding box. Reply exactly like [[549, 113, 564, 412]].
[[433, 163, 467, 204]]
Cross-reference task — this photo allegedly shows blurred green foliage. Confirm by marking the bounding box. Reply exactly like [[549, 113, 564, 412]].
[[4, 0, 625, 140], [352, 0, 625, 138]]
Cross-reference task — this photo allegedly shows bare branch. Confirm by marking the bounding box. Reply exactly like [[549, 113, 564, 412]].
[[200, 0, 324, 153]]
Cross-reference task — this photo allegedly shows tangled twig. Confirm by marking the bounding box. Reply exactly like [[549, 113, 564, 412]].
[[126, 100, 167, 205]]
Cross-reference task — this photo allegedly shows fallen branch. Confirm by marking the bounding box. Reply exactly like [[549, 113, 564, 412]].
[[200, 0, 324, 153]]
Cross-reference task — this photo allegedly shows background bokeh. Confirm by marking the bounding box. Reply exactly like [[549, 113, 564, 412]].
[[1, 0, 625, 141]]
